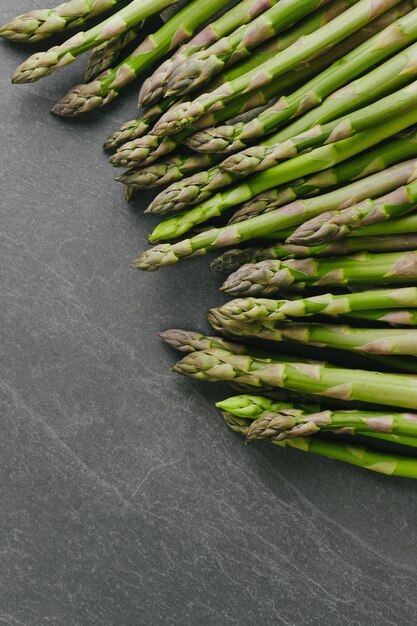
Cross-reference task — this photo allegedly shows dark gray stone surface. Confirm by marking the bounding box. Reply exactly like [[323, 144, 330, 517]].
[[1, 3, 417, 624]]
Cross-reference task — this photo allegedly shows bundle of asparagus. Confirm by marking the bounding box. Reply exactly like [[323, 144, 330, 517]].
[[6, 0, 417, 479]]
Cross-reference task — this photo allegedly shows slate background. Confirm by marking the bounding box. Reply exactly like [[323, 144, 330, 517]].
[[1, 2, 417, 624]]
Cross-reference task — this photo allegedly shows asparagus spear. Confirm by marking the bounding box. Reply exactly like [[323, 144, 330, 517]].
[[117, 153, 223, 189], [210, 234, 417, 272], [12, 0, 182, 84], [49, 0, 229, 116], [187, 3, 415, 154], [84, 25, 142, 81], [216, 394, 317, 418], [224, 412, 417, 477], [103, 98, 178, 152], [209, 313, 417, 356], [158, 329, 327, 363], [150, 89, 417, 212], [0, 0, 125, 43], [211, 288, 417, 323], [220, 398, 417, 440], [228, 129, 417, 224], [134, 125, 417, 269], [348, 309, 417, 325], [110, 80, 282, 168], [289, 177, 417, 245], [189, 15, 417, 154], [350, 213, 417, 236], [221, 251, 417, 296], [139, 0, 283, 106], [244, 406, 417, 440], [111, 40, 340, 168], [219, 83, 417, 178], [153, 0, 407, 136], [172, 347, 417, 410], [164, 0, 343, 97]]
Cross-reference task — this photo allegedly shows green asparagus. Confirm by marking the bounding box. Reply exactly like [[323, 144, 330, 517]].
[[0, 0, 125, 42], [12, 0, 181, 84], [153, 0, 406, 136], [289, 177, 417, 245], [223, 412, 417, 477], [50, 0, 228, 115], [189, 8, 417, 154], [164, 0, 342, 97], [172, 347, 417, 410], [111, 46, 338, 168], [228, 130, 417, 224], [209, 235, 417, 272], [150, 90, 417, 212], [134, 130, 417, 270], [209, 313, 417, 356], [117, 153, 223, 189], [221, 401, 417, 446], [84, 25, 141, 81], [244, 406, 417, 440], [139, 0, 283, 106], [103, 98, 178, 152], [211, 288, 417, 325], [221, 251, 417, 296]]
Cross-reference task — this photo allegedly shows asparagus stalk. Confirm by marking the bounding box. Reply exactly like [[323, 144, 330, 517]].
[[49, 0, 229, 116], [289, 177, 417, 245], [110, 83, 283, 168], [158, 329, 327, 364], [223, 402, 417, 447], [12, 0, 181, 84], [225, 412, 417, 477], [219, 83, 417, 178], [164, 0, 341, 98], [139, 0, 283, 106], [348, 309, 417, 325], [153, 0, 407, 136], [116, 153, 223, 189], [150, 97, 417, 213], [216, 394, 317, 418], [172, 347, 417, 410], [209, 313, 417, 356], [228, 129, 417, 224], [350, 213, 417, 236], [244, 406, 417, 440], [189, 12, 417, 154], [111, 41, 339, 168], [187, 3, 415, 154], [134, 124, 417, 269], [221, 251, 417, 296], [0, 0, 125, 43], [84, 25, 142, 81], [211, 288, 417, 323], [209, 234, 417, 272]]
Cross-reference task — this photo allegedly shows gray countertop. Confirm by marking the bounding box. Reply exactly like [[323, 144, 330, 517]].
[[1, 3, 417, 624]]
